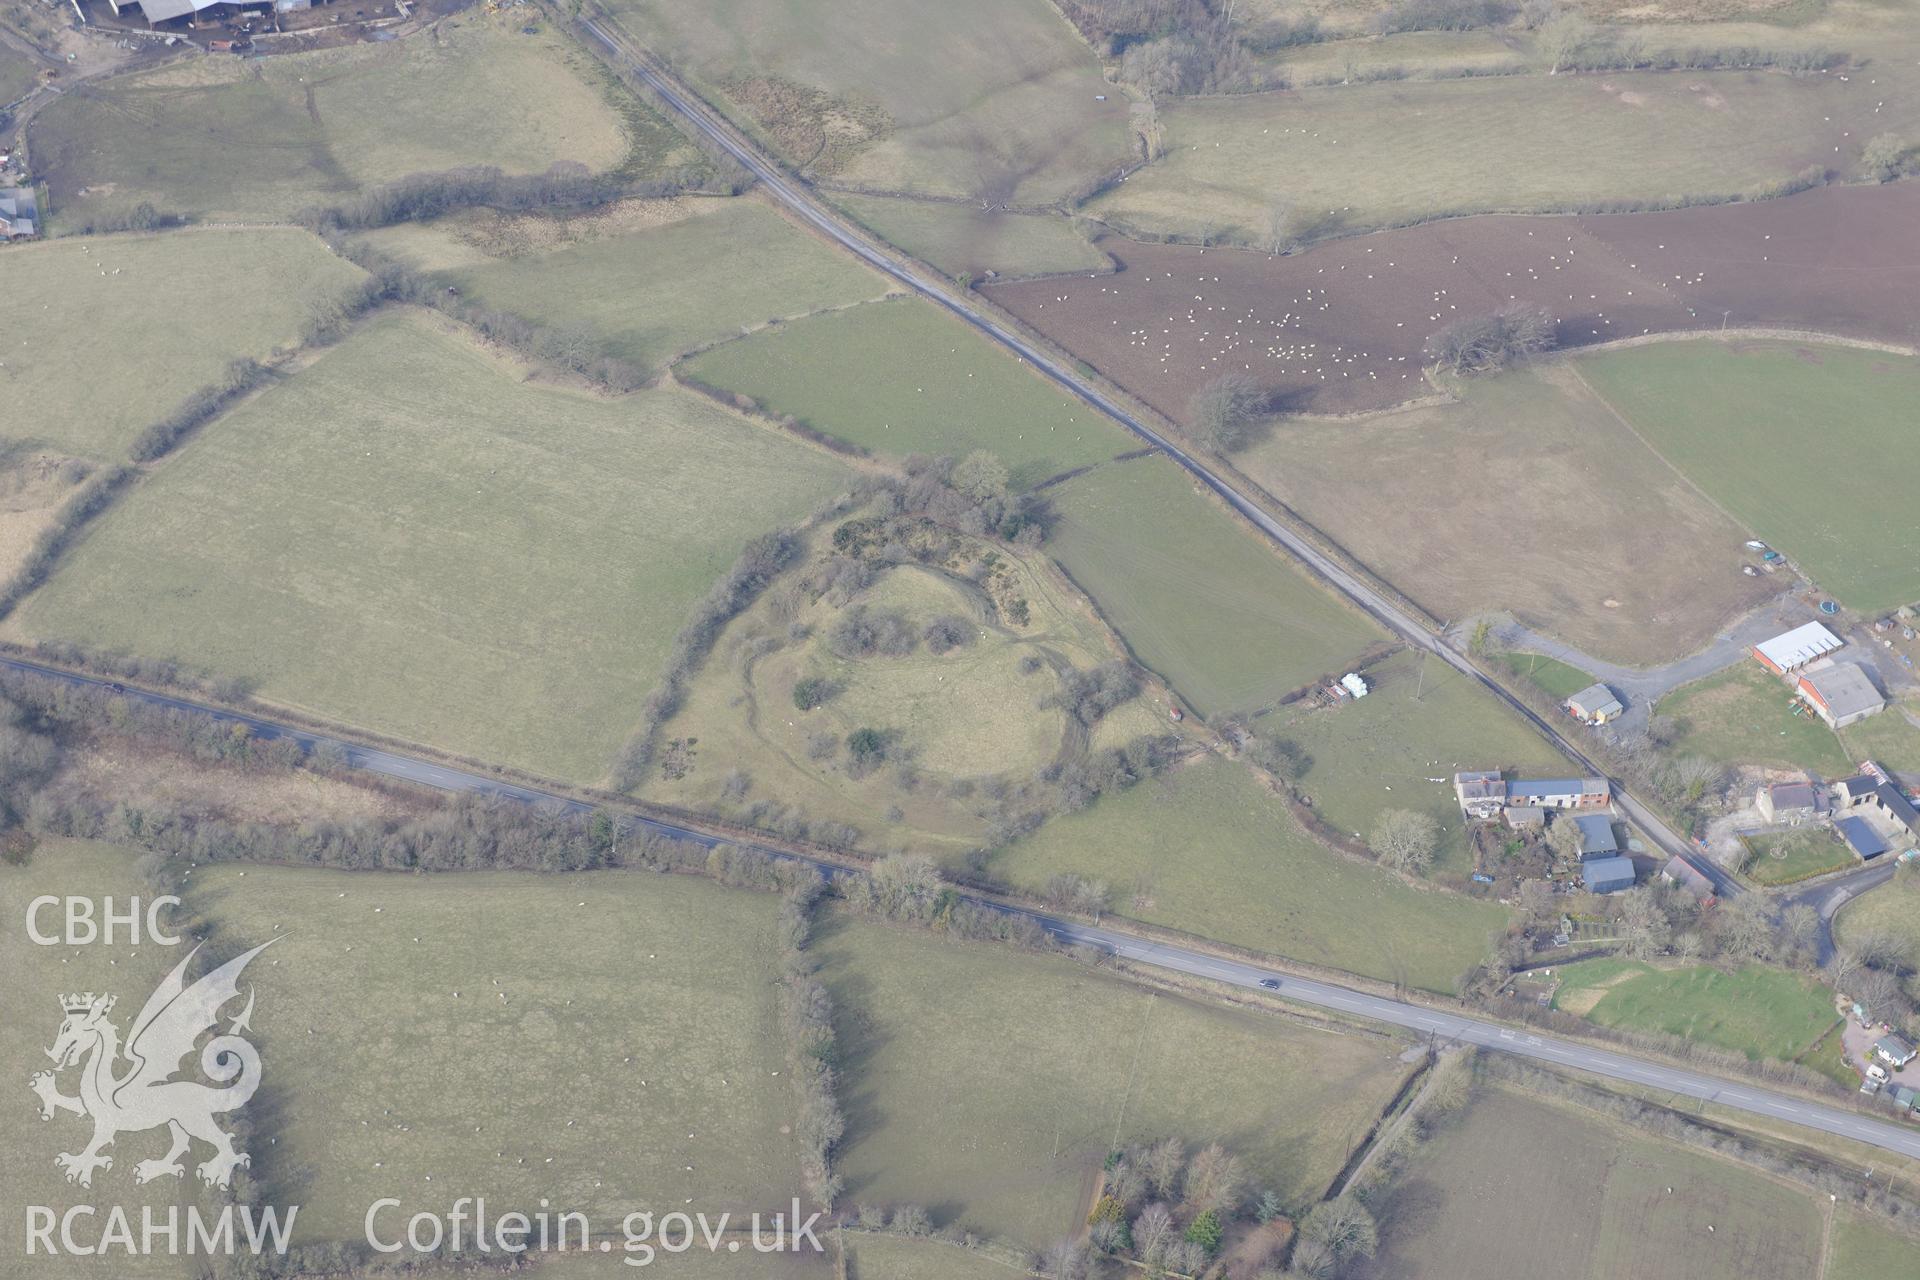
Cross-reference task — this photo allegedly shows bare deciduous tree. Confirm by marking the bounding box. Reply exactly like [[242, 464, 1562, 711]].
[[1426, 304, 1556, 375], [950, 450, 1011, 502], [1300, 1196, 1378, 1267], [1618, 887, 1672, 960], [1518, 878, 1557, 923], [1372, 809, 1440, 875], [1132, 1202, 1175, 1265], [1782, 904, 1821, 952], [1041, 1238, 1089, 1280], [1546, 814, 1586, 863], [1144, 1138, 1186, 1200], [1539, 13, 1595, 74], [1187, 371, 1268, 453], [1716, 895, 1776, 962], [1861, 132, 1911, 182], [1183, 1142, 1246, 1213]]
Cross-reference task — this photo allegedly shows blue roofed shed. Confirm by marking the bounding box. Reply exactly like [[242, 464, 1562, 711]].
[[1574, 814, 1619, 859], [1839, 815, 1889, 860], [1580, 856, 1636, 894]]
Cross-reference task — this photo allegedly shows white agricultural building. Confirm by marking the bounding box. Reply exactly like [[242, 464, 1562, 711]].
[[1751, 621, 1843, 674]]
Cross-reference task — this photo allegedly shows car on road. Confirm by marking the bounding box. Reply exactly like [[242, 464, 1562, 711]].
[[1258, 977, 1282, 990]]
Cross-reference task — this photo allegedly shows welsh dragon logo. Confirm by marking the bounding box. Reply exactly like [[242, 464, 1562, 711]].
[[29, 940, 275, 1189]]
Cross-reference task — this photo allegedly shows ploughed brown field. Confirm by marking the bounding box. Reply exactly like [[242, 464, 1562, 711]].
[[985, 183, 1920, 422]]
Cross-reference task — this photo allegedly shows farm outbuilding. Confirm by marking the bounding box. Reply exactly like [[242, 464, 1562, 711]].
[[1565, 683, 1624, 725], [1833, 769, 1920, 842], [1755, 780, 1816, 825], [1580, 856, 1636, 894], [1505, 805, 1546, 830], [102, 0, 271, 25], [0, 188, 36, 241], [1573, 813, 1619, 859], [1838, 815, 1888, 860], [1795, 662, 1885, 728], [1834, 774, 1882, 808], [1506, 778, 1611, 810], [1660, 855, 1714, 900], [1751, 620, 1843, 674]]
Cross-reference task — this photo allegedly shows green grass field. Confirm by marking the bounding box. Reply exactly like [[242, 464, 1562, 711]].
[[1357, 1085, 1825, 1280], [1579, 341, 1920, 612], [790, 567, 1069, 777], [1497, 651, 1600, 701], [0, 42, 37, 105], [1238, 365, 1774, 666], [992, 756, 1510, 992], [1833, 864, 1920, 956], [181, 859, 804, 1244], [682, 297, 1133, 487], [643, 546, 1098, 847], [1045, 457, 1383, 715], [1092, 68, 1914, 239], [1828, 1212, 1920, 1277], [13, 310, 852, 782], [1656, 663, 1852, 775], [1268, 649, 1573, 879], [2, 229, 366, 461], [1, 840, 211, 1279], [1262, 29, 1528, 84], [1841, 704, 1920, 777], [833, 194, 1111, 281], [818, 913, 1412, 1246], [30, 19, 671, 224], [1741, 827, 1855, 886], [1550, 958, 1839, 1068], [641, 512, 1176, 851], [0, 446, 91, 586], [602, 0, 1129, 202], [361, 198, 889, 375], [844, 1235, 1030, 1280], [531, 1249, 837, 1278]]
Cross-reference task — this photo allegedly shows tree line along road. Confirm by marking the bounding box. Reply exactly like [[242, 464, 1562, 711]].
[[6, 652, 1917, 1162], [572, 12, 1733, 902]]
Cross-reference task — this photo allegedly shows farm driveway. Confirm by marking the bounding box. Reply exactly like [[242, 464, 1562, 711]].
[[1477, 593, 1818, 735], [1844, 1018, 1920, 1090]]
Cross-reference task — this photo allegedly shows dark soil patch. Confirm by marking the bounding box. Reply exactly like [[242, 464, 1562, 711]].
[[986, 183, 1920, 423]]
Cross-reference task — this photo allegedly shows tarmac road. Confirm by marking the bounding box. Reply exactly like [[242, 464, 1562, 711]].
[[1782, 860, 1900, 964], [1045, 919, 1920, 1162], [7, 652, 1917, 1161], [575, 15, 1733, 900]]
